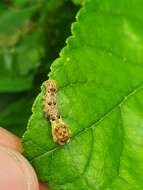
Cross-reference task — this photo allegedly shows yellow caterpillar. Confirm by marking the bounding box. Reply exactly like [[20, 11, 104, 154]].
[[43, 80, 70, 145]]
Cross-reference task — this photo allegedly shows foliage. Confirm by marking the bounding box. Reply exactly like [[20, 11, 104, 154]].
[[23, 0, 143, 190], [1, 0, 143, 190]]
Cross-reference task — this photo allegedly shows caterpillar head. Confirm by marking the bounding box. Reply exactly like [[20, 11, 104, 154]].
[[44, 80, 58, 94]]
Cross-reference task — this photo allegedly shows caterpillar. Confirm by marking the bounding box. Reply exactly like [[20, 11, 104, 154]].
[[43, 80, 70, 145]]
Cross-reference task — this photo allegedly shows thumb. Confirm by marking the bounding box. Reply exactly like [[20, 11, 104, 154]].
[[0, 145, 39, 190]]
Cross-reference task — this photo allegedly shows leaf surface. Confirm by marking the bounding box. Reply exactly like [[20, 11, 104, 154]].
[[23, 0, 143, 189]]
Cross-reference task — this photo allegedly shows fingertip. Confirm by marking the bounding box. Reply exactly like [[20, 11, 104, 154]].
[[0, 145, 39, 190], [0, 127, 23, 152], [0, 128, 51, 190]]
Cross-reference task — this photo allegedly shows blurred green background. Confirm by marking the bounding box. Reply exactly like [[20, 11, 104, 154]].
[[0, 0, 80, 137]]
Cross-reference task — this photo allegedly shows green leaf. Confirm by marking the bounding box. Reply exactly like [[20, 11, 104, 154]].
[[23, 0, 143, 189], [0, 6, 35, 37], [0, 76, 33, 92]]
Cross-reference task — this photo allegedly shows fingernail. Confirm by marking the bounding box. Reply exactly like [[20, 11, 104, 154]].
[[0, 145, 39, 190]]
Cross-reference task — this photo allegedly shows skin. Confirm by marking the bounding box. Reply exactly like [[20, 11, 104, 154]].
[[0, 127, 49, 190]]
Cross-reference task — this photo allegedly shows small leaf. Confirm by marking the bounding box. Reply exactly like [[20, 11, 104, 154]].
[[0, 6, 35, 37], [23, 0, 143, 190], [0, 76, 33, 92]]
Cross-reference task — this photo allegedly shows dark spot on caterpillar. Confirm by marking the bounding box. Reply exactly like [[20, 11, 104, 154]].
[[48, 102, 52, 106], [50, 88, 56, 92]]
